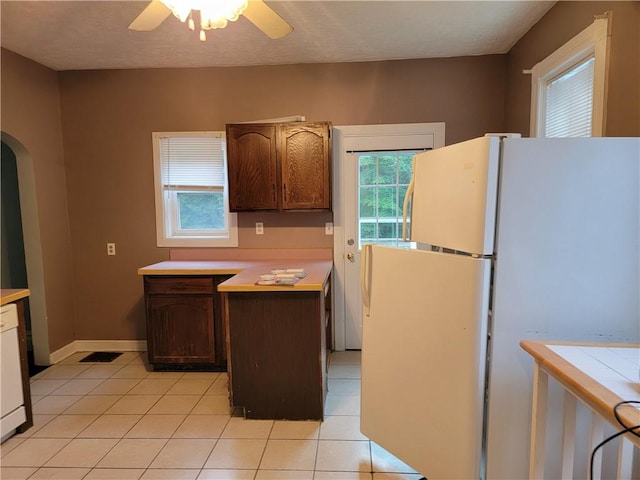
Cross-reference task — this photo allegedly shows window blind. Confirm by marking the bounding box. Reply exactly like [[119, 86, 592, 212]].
[[544, 56, 595, 138], [160, 136, 224, 188]]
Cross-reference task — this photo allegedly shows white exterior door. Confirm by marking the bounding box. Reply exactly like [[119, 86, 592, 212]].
[[360, 245, 491, 479], [332, 123, 445, 350]]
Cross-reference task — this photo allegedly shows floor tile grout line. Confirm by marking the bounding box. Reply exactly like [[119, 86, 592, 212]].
[[310, 430, 321, 479]]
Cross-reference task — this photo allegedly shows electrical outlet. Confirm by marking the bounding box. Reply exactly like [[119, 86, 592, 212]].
[[325, 222, 334, 235], [106, 243, 116, 256], [255, 222, 264, 235]]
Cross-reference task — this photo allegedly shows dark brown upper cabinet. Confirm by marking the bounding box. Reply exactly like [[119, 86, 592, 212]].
[[226, 124, 279, 211], [226, 122, 332, 212]]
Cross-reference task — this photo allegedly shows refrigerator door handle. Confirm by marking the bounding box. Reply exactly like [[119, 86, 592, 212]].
[[360, 243, 372, 317], [402, 157, 416, 242]]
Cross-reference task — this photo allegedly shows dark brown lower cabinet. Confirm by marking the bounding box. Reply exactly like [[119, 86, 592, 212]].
[[224, 289, 327, 420], [143, 276, 230, 370]]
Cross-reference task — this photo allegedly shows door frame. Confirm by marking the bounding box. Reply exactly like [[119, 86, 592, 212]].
[[331, 123, 445, 351]]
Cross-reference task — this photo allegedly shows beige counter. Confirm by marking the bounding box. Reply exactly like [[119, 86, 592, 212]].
[[520, 340, 640, 478], [218, 260, 332, 292], [520, 340, 640, 440], [138, 260, 332, 292], [138, 260, 267, 276], [1, 289, 30, 306]]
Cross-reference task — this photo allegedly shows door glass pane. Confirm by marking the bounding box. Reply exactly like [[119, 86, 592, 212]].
[[358, 151, 418, 249], [398, 153, 414, 183], [377, 155, 397, 185], [359, 187, 376, 218]]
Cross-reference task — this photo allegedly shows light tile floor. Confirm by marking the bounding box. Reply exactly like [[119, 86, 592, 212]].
[[1, 351, 422, 480]]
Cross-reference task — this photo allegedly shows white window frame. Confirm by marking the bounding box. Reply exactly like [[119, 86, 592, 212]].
[[152, 131, 238, 247], [529, 15, 610, 137]]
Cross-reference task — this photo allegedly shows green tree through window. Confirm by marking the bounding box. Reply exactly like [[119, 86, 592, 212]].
[[177, 192, 224, 230], [359, 151, 416, 248]]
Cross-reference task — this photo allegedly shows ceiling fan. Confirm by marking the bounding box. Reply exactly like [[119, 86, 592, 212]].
[[129, 0, 293, 41]]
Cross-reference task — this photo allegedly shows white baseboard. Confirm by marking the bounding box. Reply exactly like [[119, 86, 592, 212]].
[[49, 340, 147, 364]]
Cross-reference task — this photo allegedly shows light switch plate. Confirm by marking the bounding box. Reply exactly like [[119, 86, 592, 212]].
[[325, 222, 334, 235]]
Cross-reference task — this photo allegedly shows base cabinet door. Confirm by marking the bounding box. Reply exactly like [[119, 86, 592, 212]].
[[146, 295, 215, 364], [143, 276, 227, 369]]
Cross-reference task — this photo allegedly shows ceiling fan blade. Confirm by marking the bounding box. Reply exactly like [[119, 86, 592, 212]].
[[243, 0, 293, 39], [128, 0, 172, 31]]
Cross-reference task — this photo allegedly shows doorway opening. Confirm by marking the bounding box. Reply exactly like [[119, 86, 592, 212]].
[[1, 141, 42, 375], [1, 134, 50, 374]]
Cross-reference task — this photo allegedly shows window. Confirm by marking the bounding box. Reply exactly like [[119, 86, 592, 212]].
[[529, 15, 610, 137], [544, 56, 595, 137], [358, 150, 419, 249], [152, 132, 238, 247]]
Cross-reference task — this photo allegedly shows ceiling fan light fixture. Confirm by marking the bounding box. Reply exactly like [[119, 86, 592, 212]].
[[129, 0, 293, 40], [160, 0, 248, 39], [160, 0, 191, 22], [200, 0, 248, 29]]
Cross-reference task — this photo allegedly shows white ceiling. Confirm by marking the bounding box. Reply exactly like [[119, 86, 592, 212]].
[[0, 1, 556, 71]]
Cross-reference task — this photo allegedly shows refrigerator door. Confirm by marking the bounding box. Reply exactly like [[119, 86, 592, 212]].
[[361, 245, 491, 480], [410, 136, 500, 256]]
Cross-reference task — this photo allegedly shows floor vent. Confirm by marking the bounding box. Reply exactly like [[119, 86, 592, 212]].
[[79, 352, 123, 363]]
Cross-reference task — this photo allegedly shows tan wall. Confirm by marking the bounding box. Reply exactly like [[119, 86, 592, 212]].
[[4, 0, 639, 349], [0, 49, 75, 352], [56, 56, 506, 341], [505, 1, 640, 136]]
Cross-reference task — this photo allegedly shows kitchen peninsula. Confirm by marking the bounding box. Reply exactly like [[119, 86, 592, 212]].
[[138, 259, 332, 420]]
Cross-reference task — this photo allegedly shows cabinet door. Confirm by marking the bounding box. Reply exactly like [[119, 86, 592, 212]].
[[146, 295, 215, 364], [279, 122, 331, 210], [226, 124, 278, 211]]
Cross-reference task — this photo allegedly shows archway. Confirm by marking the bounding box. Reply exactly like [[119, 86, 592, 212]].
[[1, 132, 50, 367]]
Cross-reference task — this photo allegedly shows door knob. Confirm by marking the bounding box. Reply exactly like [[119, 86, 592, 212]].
[[347, 253, 355, 262]]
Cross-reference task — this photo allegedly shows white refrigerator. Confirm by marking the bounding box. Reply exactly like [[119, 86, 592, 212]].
[[360, 135, 640, 480]]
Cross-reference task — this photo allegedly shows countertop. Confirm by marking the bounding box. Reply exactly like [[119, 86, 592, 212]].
[[1, 289, 30, 306], [520, 340, 640, 445], [138, 260, 270, 276], [138, 260, 332, 292]]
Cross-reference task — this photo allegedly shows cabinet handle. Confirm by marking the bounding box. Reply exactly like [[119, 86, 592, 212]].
[[283, 183, 287, 202], [272, 184, 276, 203]]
